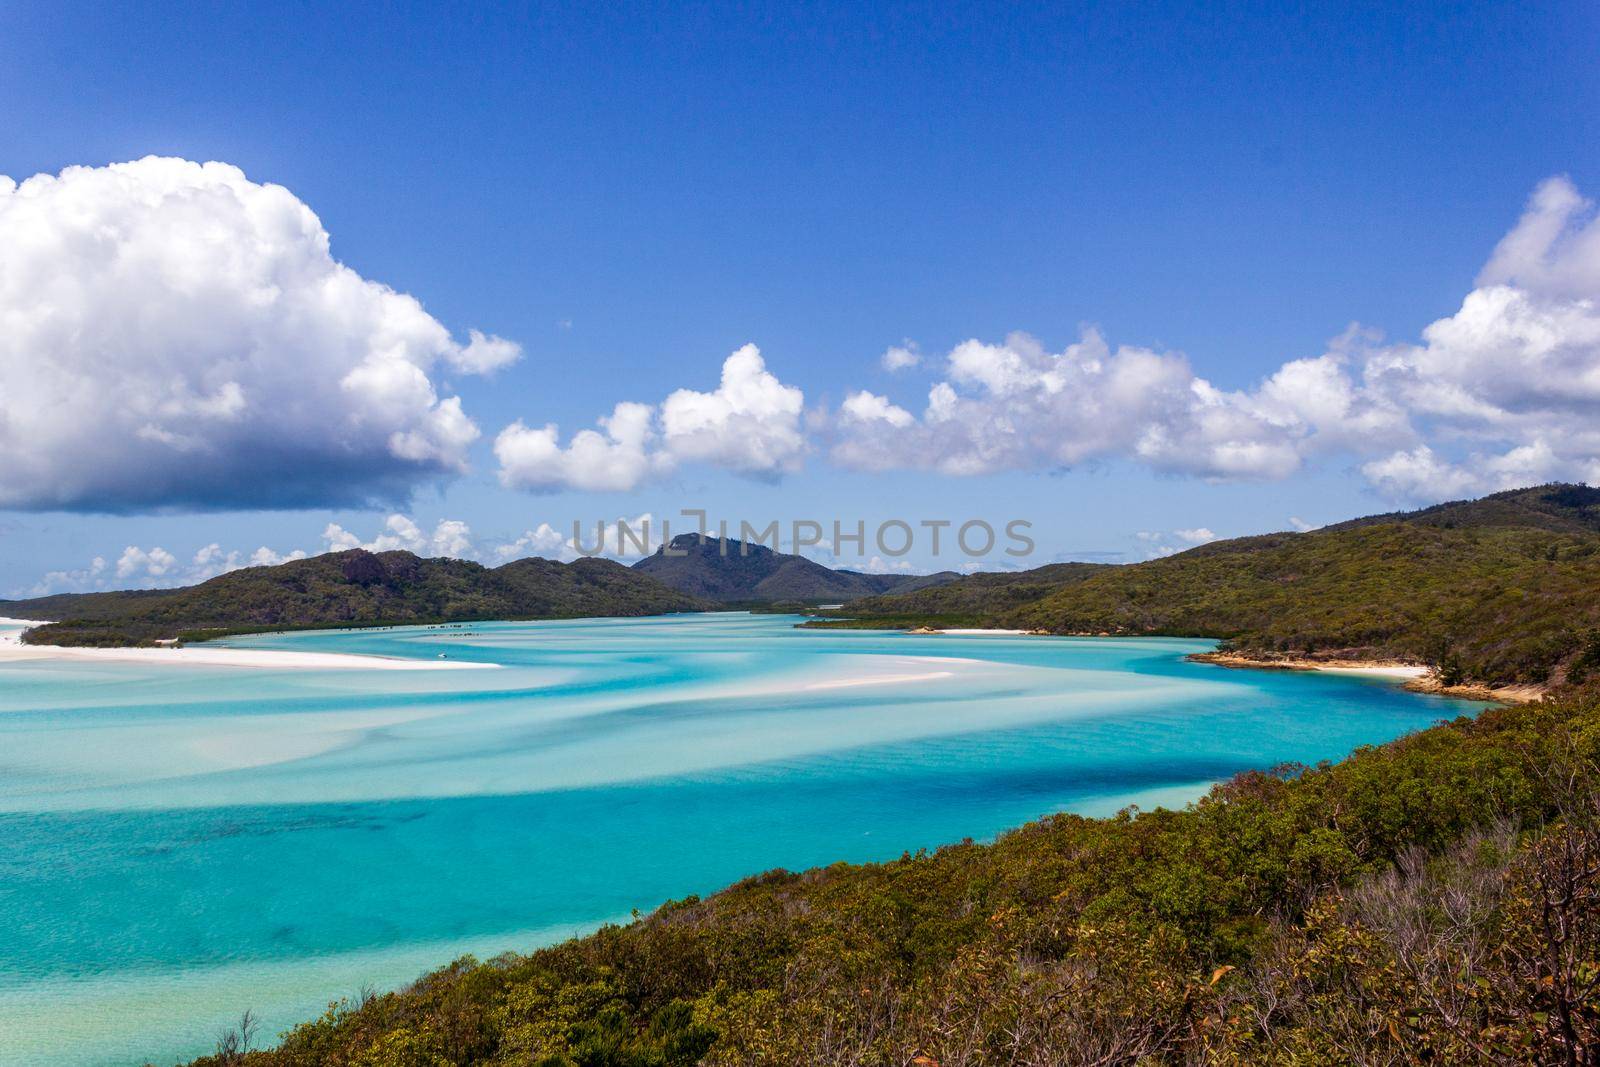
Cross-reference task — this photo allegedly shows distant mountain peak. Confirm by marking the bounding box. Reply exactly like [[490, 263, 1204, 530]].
[[635, 534, 955, 603], [656, 533, 777, 559]]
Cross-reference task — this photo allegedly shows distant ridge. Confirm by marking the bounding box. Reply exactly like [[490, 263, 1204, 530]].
[[632, 533, 959, 603], [1, 532, 963, 645], [14, 485, 1598, 675], [2, 549, 708, 646], [826, 483, 1600, 687], [1321, 482, 1600, 536]]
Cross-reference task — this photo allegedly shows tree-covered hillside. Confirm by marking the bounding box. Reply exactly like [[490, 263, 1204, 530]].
[[184, 688, 1600, 1065], [4, 550, 707, 646], [811, 561, 1112, 628], [828, 484, 1600, 686]]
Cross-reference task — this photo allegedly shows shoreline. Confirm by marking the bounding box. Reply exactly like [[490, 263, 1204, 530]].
[[905, 626, 1039, 636], [0, 618, 497, 671], [1189, 651, 1545, 704]]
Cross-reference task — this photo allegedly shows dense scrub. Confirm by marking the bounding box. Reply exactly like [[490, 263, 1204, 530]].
[[186, 689, 1600, 1065], [813, 562, 1111, 628], [829, 484, 1600, 686], [7, 551, 706, 646]]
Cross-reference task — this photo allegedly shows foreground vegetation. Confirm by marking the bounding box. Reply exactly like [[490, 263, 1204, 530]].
[[5, 550, 706, 646], [186, 686, 1600, 1065], [826, 484, 1600, 687]]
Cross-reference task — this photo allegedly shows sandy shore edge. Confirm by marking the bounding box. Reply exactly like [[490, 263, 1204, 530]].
[[0, 618, 497, 671], [904, 626, 1044, 636], [1190, 650, 1544, 704]]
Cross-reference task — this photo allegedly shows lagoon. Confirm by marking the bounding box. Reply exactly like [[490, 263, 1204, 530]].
[[0, 613, 1484, 1065]]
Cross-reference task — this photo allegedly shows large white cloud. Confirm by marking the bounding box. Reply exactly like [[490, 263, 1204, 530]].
[[832, 176, 1600, 503], [660, 344, 806, 474], [494, 402, 668, 493], [832, 328, 1405, 481], [1352, 177, 1600, 497], [0, 157, 520, 511], [496, 344, 804, 492]]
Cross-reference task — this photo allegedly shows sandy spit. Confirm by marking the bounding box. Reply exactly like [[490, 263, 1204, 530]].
[[0, 618, 497, 671], [804, 670, 956, 690], [904, 627, 1041, 636]]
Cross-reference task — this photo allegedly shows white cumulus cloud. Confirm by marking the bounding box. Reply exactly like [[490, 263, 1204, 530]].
[[23, 556, 109, 598], [1350, 179, 1600, 498], [833, 328, 1365, 479], [840, 390, 915, 429], [29, 540, 309, 596], [116, 546, 177, 580], [322, 515, 478, 558], [659, 344, 806, 475], [494, 402, 668, 493], [830, 176, 1600, 503], [493, 523, 572, 561], [496, 345, 804, 492], [23, 510, 672, 595], [0, 156, 520, 511], [495, 513, 660, 561], [881, 341, 922, 371]]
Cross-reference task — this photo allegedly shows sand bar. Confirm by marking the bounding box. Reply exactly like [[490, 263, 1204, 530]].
[[0, 618, 497, 670], [805, 670, 956, 690]]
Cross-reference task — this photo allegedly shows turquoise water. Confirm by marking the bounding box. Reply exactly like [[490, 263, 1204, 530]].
[[0, 613, 1485, 1065]]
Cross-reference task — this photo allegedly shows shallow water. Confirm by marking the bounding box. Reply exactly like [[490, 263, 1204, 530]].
[[0, 613, 1484, 1065]]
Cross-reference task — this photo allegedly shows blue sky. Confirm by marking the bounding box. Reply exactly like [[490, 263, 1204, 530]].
[[3, 2, 1599, 595]]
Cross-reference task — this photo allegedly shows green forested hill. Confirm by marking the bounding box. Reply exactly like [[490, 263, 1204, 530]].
[[185, 689, 1600, 1065], [3, 550, 707, 646], [813, 560, 1112, 627], [829, 484, 1600, 686], [1323, 481, 1600, 536]]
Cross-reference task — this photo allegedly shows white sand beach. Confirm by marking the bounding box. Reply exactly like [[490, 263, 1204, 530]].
[[0, 619, 497, 670], [1194, 650, 1430, 680], [1314, 664, 1430, 680]]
